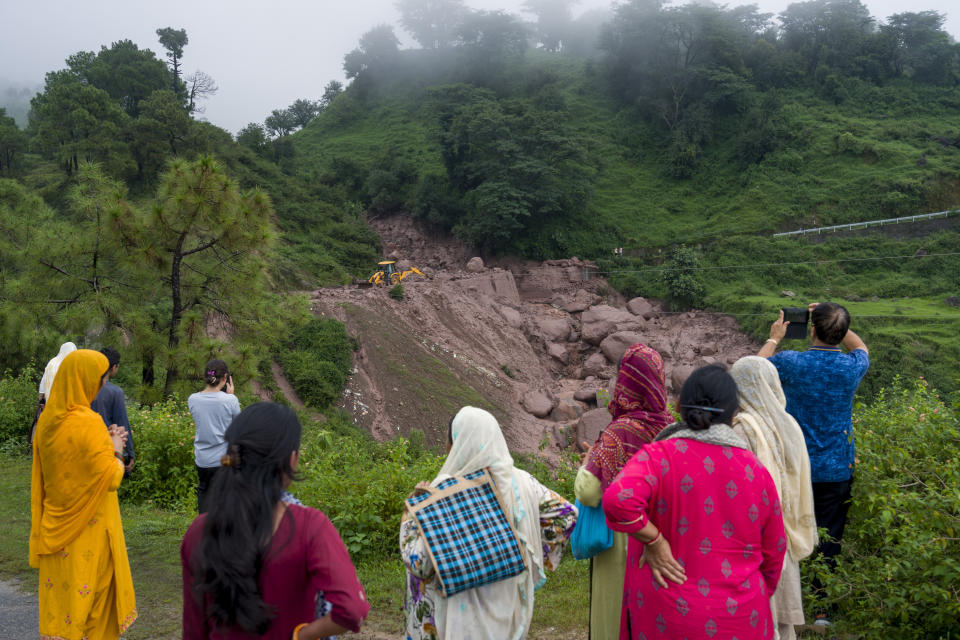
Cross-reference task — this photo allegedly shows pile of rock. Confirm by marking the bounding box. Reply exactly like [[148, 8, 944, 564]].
[[516, 292, 758, 453]]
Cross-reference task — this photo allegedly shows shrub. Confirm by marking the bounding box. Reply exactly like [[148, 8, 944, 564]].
[[119, 400, 197, 512], [276, 318, 354, 410], [661, 245, 705, 310], [389, 284, 404, 301], [293, 413, 443, 558], [0, 368, 38, 451], [813, 378, 960, 637]]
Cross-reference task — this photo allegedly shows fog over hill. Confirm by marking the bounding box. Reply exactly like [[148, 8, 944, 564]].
[[1, 0, 957, 134]]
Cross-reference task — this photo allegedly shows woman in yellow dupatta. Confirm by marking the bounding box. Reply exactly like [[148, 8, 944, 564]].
[[31, 349, 137, 640]]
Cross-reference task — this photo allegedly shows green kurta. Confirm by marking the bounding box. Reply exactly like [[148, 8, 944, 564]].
[[576, 467, 626, 640]]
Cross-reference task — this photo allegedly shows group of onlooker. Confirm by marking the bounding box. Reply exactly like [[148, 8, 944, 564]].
[[575, 301, 868, 640], [27, 300, 868, 639]]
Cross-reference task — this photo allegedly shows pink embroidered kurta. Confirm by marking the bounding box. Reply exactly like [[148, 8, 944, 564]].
[[603, 438, 786, 640]]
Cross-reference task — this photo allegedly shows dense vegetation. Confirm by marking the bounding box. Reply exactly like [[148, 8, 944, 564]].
[[275, 0, 960, 395], [0, 30, 379, 399]]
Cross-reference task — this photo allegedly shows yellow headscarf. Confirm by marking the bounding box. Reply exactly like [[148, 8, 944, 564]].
[[30, 349, 120, 566]]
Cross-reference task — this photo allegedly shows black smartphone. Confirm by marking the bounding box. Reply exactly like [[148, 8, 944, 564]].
[[782, 307, 809, 340]]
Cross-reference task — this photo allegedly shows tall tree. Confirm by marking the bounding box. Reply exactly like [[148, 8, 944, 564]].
[[112, 156, 275, 394], [0, 109, 27, 176], [343, 25, 401, 79], [29, 71, 134, 177], [83, 40, 174, 117], [264, 108, 296, 137], [288, 99, 321, 129], [396, 0, 467, 49], [130, 90, 192, 181], [455, 10, 529, 82], [881, 12, 957, 83], [156, 27, 189, 90], [522, 0, 578, 52], [185, 70, 218, 113], [778, 0, 875, 76], [236, 122, 270, 157], [321, 80, 344, 107]]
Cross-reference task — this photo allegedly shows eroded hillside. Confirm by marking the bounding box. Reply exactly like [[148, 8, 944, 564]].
[[311, 215, 760, 456]]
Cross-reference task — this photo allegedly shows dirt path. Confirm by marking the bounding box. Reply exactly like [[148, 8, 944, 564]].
[[0, 577, 38, 637]]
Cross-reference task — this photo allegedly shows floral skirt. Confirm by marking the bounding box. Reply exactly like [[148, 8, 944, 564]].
[[38, 516, 136, 640]]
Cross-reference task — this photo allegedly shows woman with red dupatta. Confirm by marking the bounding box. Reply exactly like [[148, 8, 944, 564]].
[[575, 343, 673, 640]]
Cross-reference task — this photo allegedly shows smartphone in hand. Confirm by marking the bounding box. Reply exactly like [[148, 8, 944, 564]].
[[782, 307, 809, 340]]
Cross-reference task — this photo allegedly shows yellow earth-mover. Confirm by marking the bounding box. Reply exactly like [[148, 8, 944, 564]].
[[368, 260, 427, 286]]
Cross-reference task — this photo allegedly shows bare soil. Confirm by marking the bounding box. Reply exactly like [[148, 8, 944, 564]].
[[302, 214, 760, 456]]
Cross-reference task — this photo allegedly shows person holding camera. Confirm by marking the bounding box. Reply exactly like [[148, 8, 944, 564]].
[[758, 302, 869, 622], [189, 359, 241, 513]]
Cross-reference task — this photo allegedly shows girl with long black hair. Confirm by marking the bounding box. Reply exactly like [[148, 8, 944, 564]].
[[180, 403, 369, 639]]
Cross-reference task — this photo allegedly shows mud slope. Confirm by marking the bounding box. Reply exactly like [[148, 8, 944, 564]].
[[311, 215, 760, 456]]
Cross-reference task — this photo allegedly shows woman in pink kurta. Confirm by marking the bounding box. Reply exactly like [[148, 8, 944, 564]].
[[603, 365, 787, 640]]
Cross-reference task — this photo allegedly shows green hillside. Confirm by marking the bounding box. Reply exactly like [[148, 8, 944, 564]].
[[284, 40, 960, 394], [292, 52, 960, 254]]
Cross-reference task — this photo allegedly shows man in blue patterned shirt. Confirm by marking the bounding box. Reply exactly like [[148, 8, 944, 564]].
[[758, 302, 869, 585]]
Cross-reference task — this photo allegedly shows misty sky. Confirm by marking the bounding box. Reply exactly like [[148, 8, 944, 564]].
[[1, 0, 958, 134]]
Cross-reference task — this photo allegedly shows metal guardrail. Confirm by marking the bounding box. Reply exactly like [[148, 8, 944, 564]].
[[773, 209, 960, 237]]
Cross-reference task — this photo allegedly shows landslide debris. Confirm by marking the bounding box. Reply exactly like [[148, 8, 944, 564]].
[[309, 215, 759, 456]]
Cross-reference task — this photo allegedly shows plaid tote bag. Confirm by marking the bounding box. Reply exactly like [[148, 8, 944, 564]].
[[405, 468, 527, 597]]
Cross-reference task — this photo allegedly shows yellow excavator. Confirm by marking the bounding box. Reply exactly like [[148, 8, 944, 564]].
[[368, 260, 427, 286]]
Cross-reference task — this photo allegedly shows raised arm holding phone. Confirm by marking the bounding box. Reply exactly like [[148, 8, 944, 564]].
[[757, 301, 870, 626]]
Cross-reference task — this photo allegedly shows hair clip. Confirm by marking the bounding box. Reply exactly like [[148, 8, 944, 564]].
[[680, 404, 725, 413], [207, 370, 216, 376]]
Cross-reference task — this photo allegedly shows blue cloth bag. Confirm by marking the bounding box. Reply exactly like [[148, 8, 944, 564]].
[[570, 498, 613, 560]]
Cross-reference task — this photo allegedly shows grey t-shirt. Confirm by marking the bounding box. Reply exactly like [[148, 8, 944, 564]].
[[189, 391, 241, 468]]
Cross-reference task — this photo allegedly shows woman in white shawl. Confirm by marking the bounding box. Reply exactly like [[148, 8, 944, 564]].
[[400, 406, 577, 640], [731, 356, 818, 640], [38, 341, 77, 402]]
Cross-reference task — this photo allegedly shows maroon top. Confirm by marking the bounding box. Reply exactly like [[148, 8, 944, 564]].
[[181, 504, 369, 639]]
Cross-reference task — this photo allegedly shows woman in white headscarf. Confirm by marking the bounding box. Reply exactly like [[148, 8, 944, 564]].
[[400, 407, 577, 640], [730, 356, 818, 640], [38, 341, 77, 402]]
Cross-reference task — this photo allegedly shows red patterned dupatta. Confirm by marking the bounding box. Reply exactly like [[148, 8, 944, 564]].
[[584, 343, 673, 489]]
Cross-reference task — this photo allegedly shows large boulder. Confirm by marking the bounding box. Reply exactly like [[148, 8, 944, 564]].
[[614, 318, 646, 333], [466, 257, 485, 273], [536, 317, 572, 343], [551, 398, 585, 423], [577, 407, 612, 445], [582, 352, 608, 377], [600, 331, 645, 363], [547, 342, 569, 364], [582, 305, 636, 345], [521, 390, 555, 418], [574, 383, 599, 403], [555, 288, 601, 313], [626, 297, 656, 319]]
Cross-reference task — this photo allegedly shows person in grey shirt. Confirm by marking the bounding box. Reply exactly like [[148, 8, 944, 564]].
[[188, 358, 241, 512]]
